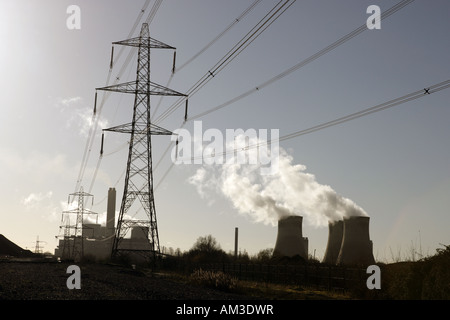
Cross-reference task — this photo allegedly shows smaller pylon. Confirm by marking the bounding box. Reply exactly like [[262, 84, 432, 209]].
[[33, 236, 45, 255], [57, 186, 98, 261]]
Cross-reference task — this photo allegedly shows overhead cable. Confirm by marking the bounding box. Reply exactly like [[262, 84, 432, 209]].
[[188, 0, 416, 121]]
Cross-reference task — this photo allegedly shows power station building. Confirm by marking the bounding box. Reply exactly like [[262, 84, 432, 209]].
[[54, 187, 152, 261]]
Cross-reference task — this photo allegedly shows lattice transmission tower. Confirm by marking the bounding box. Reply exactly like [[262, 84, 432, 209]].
[[58, 187, 98, 262], [33, 236, 46, 255], [96, 23, 186, 261]]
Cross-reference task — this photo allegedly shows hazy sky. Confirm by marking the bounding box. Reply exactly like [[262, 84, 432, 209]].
[[0, 0, 449, 262]]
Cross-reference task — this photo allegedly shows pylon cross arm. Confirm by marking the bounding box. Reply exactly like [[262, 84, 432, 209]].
[[113, 36, 175, 50], [103, 123, 173, 135], [96, 81, 186, 96]]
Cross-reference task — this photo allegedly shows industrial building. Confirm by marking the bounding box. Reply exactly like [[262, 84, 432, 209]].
[[54, 187, 153, 261]]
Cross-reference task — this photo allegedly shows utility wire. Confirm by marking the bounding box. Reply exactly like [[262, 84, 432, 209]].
[[183, 80, 450, 163], [175, 0, 263, 72], [150, 0, 415, 187], [151, 0, 262, 120], [188, 0, 416, 121], [75, 0, 161, 195], [91, 0, 295, 192], [144, 0, 163, 25], [127, 0, 296, 190], [153, 0, 296, 125], [88, 0, 417, 195]]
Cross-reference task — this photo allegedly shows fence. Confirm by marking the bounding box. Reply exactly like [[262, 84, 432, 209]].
[[165, 261, 367, 292]]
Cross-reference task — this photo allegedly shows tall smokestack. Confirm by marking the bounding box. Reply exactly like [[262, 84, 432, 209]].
[[336, 216, 375, 266], [234, 227, 238, 258], [273, 216, 308, 260], [106, 187, 116, 237], [322, 220, 343, 265]]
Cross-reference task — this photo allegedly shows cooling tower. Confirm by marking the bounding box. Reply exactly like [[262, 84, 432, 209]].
[[336, 216, 375, 266], [273, 216, 308, 260], [322, 220, 343, 265]]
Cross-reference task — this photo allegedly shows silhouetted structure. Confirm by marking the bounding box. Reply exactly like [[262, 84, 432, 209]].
[[56, 187, 98, 261], [96, 23, 186, 262], [273, 216, 308, 260], [322, 220, 343, 265], [336, 216, 375, 266]]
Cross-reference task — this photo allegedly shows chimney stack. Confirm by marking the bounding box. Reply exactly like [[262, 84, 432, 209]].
[[234, 227, 238, 258], [106, 188, 116, 237]]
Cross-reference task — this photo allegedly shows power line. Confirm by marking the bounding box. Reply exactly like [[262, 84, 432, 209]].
[[125, 0, 297, 190], [144, 0, 163, 25], [175, 0, 263, 72], [183, 80, 450, 163], [75, 0, 163, 195], [188, 0, 416, 121], [151, 0, 262, 120], [85, 0, 417, 198], [155, 80, 449, 188], [86, 0, 296, 196], [149, 0, 416, 187], [154, 0, 297, 125]]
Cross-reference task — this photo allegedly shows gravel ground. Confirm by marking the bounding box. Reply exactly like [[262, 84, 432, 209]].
[[0, 261, 250, 300]]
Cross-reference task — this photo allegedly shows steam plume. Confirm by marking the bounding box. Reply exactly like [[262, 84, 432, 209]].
[[188, 137, 368, 228]]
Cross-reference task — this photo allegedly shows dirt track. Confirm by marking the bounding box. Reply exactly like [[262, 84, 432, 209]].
[[0, 261, 249, 300]]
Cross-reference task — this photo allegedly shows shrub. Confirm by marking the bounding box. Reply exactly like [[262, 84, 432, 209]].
[[189, 268, 239, 292], [382, 244, 450, 299]]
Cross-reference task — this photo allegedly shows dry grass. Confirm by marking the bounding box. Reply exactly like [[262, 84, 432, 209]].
[[0, 261, 248, 300], [235, 280, 353, 300], [166, 269, 353, 300]]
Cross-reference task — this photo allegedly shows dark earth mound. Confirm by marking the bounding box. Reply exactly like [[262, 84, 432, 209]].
[[0, 261, 250, 300], [0, 234, 34, 258]]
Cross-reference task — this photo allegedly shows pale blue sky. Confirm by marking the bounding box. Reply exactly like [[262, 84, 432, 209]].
[[0, 0, 449, 261]]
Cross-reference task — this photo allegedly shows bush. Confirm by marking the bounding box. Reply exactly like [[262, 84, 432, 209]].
[[382, 244, 450, 299], [189, 269, 239, 292], [184, 235, 230, 264]]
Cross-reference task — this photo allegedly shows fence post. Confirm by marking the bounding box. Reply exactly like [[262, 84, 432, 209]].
[[304, 265, 308, 286], [316, 265, 319, 289], [327, 266, 330, 290]]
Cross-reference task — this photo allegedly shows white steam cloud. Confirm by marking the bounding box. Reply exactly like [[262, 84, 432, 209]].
[[188, 137, 368, 228]]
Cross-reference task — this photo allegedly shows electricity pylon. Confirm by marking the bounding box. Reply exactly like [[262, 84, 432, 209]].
[[96, 23, 186, 261], [58, 186, 98, 262], [33, 236, 46, 254]]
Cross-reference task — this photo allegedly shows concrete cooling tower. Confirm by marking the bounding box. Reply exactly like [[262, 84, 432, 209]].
[[273, 216, 308, 260], [322, 220, 343, 265], [336, 216, 375, 266]]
